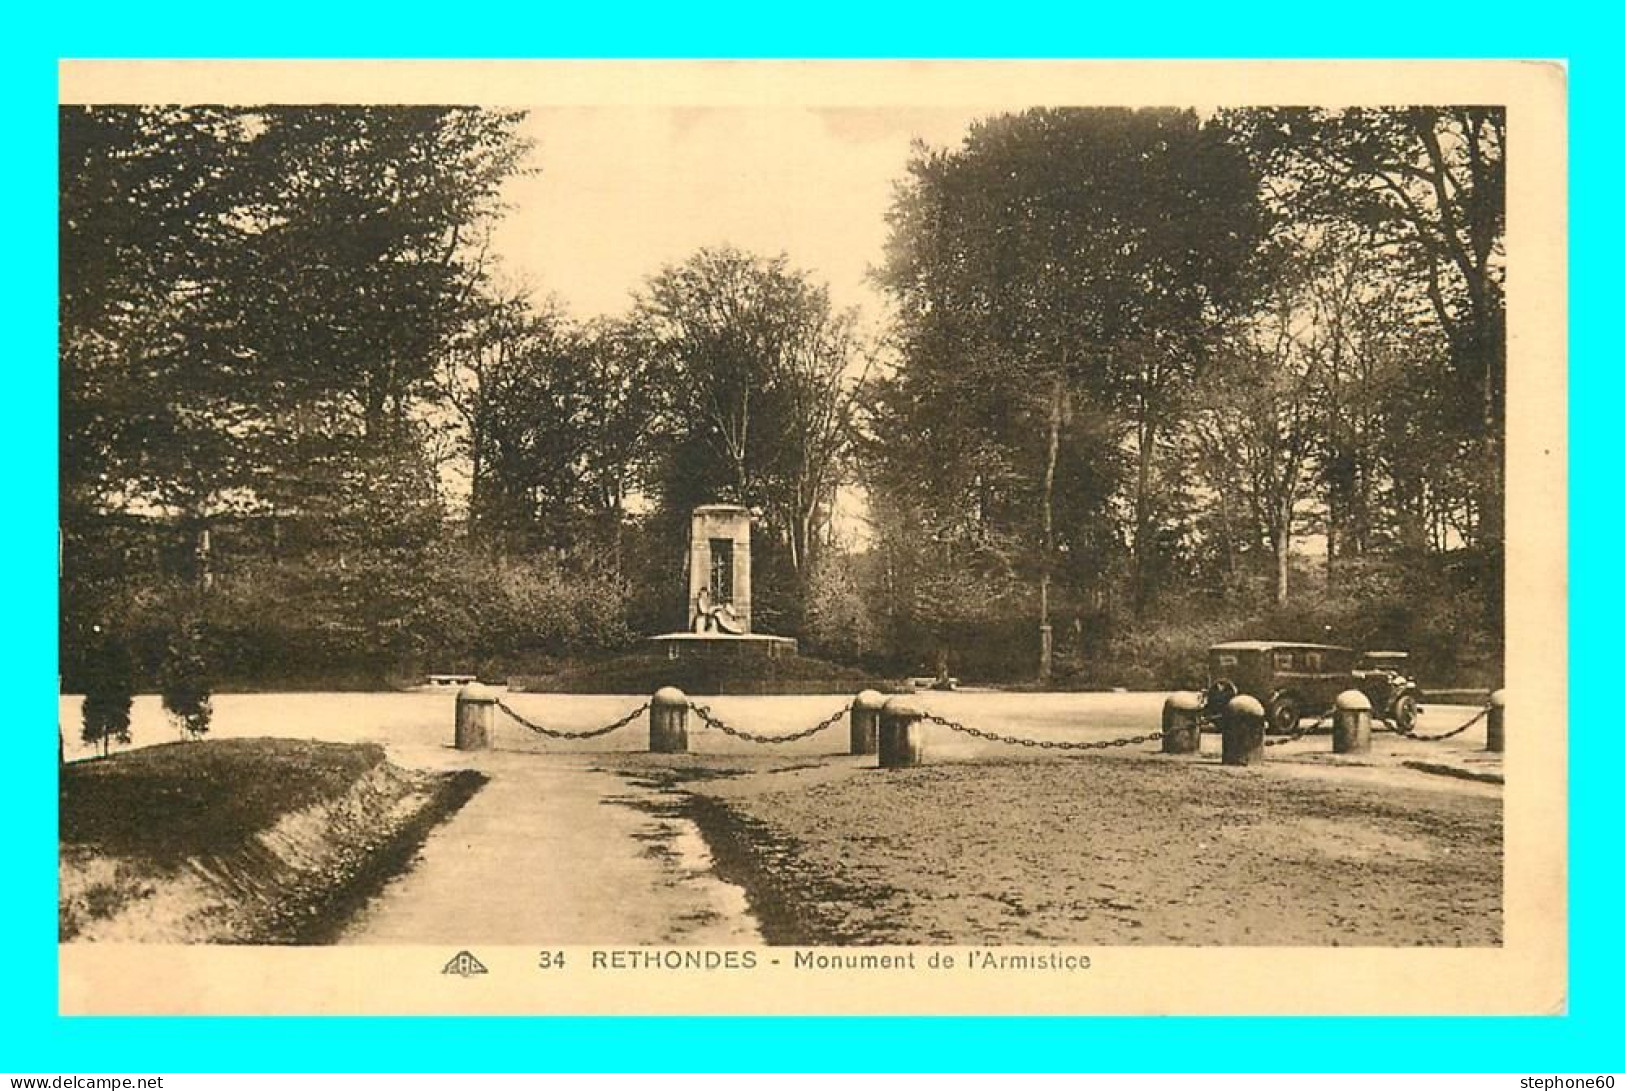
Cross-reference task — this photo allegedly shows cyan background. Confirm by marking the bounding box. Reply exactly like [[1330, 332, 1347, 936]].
[[6, 5, 1599, 1071]]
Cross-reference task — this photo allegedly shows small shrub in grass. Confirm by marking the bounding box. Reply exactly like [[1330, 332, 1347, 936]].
[[81, 628, 134, 758], [159, 619, 213, 739]]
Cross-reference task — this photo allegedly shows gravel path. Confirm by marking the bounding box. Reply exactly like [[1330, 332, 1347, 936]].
[[339, 751, 760, 946]]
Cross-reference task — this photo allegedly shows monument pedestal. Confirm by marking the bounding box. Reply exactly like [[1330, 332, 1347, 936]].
[[648, 631, 799, 661]]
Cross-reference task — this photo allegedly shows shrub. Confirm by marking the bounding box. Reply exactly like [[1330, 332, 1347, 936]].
[[801, 550, 882, 665], [81, 629, 134, 757], [159, 618, 213, 739]]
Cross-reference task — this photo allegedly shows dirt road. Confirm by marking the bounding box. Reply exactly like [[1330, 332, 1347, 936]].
[[339, 751, 760, 946], [605, 752, 1502, 947]]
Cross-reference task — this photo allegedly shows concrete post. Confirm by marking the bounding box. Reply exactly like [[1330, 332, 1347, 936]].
[[1161, 691, 1204, 755], [1487, 689, 1506, 753], [878, 697, 927, 769], [454, 683, 497, 751], [850, 689, 885, 756], [1332, 689, 1372, 755], [1221, 695, 1266, 766], [650, 687, 689, 753]]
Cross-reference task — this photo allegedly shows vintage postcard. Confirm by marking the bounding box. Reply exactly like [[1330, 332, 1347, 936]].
[[56, 59, 1566, 1015]]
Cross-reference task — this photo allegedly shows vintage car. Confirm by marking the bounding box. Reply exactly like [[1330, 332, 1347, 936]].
[[1200, 641, 1423, 734], [1351, 650, 1423, 731]]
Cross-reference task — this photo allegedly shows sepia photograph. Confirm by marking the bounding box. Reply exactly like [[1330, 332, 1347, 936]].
[[54, 59, 1566, 1016]]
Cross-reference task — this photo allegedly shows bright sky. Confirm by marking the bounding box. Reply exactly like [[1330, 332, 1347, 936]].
[[487, 106, 991, 327]]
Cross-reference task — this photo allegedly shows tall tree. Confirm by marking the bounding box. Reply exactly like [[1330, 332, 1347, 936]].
[[1193, 285, 1323, 604], [230, 107, 530, 520], [1292, 229, 1453, 569], [61, 105, 531, 531], [1227, 106, 1505, 552], [635, 246, 863, 583], [441, 292, 586, 548], [60, 106, 246, 525], [61, 106, 533, 685], [574, 317, 665, 521], [875, 107, 1267, 678]]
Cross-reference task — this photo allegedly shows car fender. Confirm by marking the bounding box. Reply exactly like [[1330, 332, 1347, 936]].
[[1268, 687, 1301, 709]]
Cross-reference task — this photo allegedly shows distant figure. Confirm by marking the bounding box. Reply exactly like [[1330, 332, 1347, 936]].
[[691, 588, 745, 635]]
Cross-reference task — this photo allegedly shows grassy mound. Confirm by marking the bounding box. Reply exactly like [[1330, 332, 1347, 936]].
[[59, 738, 483, 943], [513, 648, 897, 696], [62, 738, 388, 865]]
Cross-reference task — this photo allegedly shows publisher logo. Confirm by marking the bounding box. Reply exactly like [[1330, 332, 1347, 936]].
[[442, 950, 489, 977]]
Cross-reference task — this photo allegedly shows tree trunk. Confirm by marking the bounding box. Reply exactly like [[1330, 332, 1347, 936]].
[[1273, 499, 1292, 605], [1351, 444, 1369, 558], [196, 523, 213, 594], [1391, 472, 1427, 555], [1325, 487, 1338, 588], [467, 427, 485, 534], [1214, 481, 1236, 582], [1274, 533, 1290, 605], [1478, 306, 1505, 644], [1038, 374, 1064, 685], [1132, 416, 1158, 614]]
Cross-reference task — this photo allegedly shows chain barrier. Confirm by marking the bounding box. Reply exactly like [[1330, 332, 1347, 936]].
[[1378, 703, 1492, 742], [495, 698, 650, 740], [687, 700, 852, 745], [920, 711, 1163, 751], [1263, 707, 1335, 748], [491, 691, 1492, 753]]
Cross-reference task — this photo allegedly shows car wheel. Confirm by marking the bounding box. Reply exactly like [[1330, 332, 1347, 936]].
[[1391, 693, 1418, 732], [1266, 696, 1300, 735]]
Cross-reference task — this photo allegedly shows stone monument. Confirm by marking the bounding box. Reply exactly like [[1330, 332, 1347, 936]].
[[650, 504, 797, 660], [688, 503, 752, 634]]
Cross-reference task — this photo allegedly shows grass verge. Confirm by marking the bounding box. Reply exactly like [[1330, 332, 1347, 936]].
[[60, 738, 485, 943]]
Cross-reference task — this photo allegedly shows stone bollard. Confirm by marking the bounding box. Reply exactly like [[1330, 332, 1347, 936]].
[[850, 689, 886, 756], [1487, 689, 1506, 753], [650, 686, 689, 754], [878, 697, 927, 769], [1161, 691, 1204, 755], [454, 683, 498, 751], [1221, 695, 1267, 766], [1332, 689, 1372, 755]]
